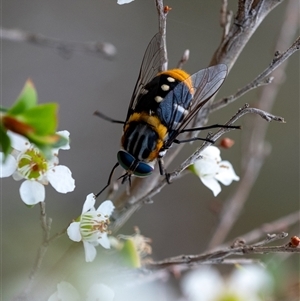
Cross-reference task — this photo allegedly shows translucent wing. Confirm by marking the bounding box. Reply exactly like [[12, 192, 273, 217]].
[[164, 64, 228, 144], [125, 33, 165, 121]]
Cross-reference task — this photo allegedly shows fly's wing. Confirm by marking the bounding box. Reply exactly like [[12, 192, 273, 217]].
[[125, 33, 165, 121], [160, 64, 227, 143]]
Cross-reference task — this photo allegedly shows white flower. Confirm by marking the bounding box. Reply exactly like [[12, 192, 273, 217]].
[[48, 281, 80, 301], [67, 194, 115, 262], [117, 0, 134, 4], [0, 131, 75, 205], [191, 146, 239, 196], [86, 283, 115, 301], [181, 265, 273, 301], [48, 281, 114, 301]]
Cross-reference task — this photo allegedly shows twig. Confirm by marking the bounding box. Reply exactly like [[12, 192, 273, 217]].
[[167, 105, 284, 183], [0, 27, 117, 59], [206, 0, 299, 250], [220, 0, 233, 40], [13, 203, 68, 301], [16, 202, 52, 298], [210, 0, 284, 70], [112, 0, 289, 213], [155, 0, 168, 71], [123, 259, 263, 289], [210, 210, 300, 252], [210, 36, 300, 112], [111, 104, 284, 232], [177, 49, 190, 69], [147, 233, 300, 269]]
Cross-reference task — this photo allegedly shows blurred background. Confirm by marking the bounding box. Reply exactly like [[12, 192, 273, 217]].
[[2, 0, 299, 300]]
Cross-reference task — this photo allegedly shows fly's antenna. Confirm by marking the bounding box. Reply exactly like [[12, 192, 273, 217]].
[[94, 110, 125, 124], [95, 162, 119, 198]]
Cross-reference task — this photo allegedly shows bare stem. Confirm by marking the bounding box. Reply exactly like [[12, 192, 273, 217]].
[[207, 0, 300, 250], [111, 105, 284, 232], [14, 202, 51, 299], [147, 233, 300, 269], [0, 27, 117, 59], [155, 0, 168, 71], [210, 36, 300, 112], [112, 0, 291, 215]]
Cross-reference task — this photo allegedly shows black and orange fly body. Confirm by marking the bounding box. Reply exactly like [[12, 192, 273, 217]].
[[95, 33, 228, 196]]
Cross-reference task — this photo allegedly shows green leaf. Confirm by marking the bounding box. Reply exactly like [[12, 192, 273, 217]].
[[8, 80, 37, 115], [27, 134, 68, 159], [29, 132, 68, 149], [20, 103, 58, 135], [120, 239, 140, 268], [0, 125, 11, 158]]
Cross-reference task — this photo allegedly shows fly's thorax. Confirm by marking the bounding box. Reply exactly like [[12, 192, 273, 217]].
[[157, 69, 193, 94], [121, 112, 168, 162]]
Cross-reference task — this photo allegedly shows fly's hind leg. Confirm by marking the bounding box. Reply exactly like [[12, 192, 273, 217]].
[[158, 157, 172, 184]]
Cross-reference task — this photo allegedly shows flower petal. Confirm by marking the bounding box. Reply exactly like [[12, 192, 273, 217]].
[[7, 131, 30, 152], [47, 165, 75, 193], [200, 176, 221, 197], [86, 284, 115, 301], [51, 281, 80, 301], [56, 130, 70, 151], [12, 171, 24, 181], [228, 265, 273, 298], [0, 153, 17, 177], [20, 180, 45, 204], [98, 233, 110, 249], [193, 158, 219, 177], [181, 267, 223, 301], [82, 193, 96, 214], [83, 241, 97, 262], [97, 200, 115, 216], [117, 0, 135, 4], [201, 145, 221, 161], [48, 291, 59, 301], [215, 160, 240, 186], [67, 222, 81, 242]]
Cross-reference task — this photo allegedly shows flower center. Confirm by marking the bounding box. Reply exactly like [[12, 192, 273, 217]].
[[17, 148, 48, 180], [80, 213, 110, 241]]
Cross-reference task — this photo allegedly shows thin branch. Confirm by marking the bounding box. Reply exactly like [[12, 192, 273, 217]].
[[210, 0, 284, 70], [147, 233, 300, 269], [112, 0, 289, 214], [177, 49, 190, 69], [111, 104, 284, 232], [17, 202, 52, 298], [213, 210, 300, 251], [220, 0, 233, 40], [167, 105, 284, 182], [207, 0, 300, 250], [190, 0, 285, 129], [155, 0, 169, 71], [0, 27, 117, 59], [210, 36, 300, 112], [123, 259, 263, 289], [13, 203, 68, 301]]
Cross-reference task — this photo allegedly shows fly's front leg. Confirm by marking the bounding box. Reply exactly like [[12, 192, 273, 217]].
[[158, 148, 172, 184]]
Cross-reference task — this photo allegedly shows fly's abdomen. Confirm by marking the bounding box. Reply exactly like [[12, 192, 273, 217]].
[[123, 122, 158, 161], [122, 112, 168, 162]]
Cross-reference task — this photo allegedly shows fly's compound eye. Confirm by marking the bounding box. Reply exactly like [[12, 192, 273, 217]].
[[117, 150, 154, 177]]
